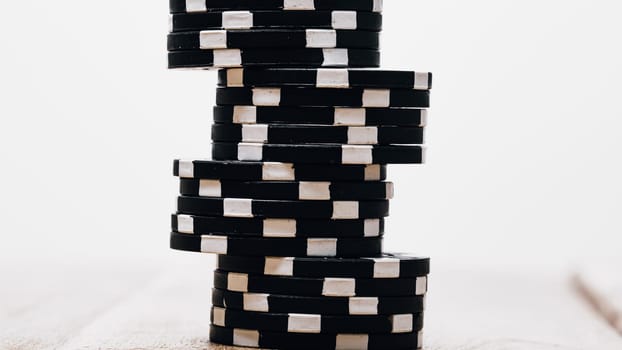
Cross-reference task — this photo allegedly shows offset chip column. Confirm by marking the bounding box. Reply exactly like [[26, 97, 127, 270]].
[[168, 1, 432, 349]]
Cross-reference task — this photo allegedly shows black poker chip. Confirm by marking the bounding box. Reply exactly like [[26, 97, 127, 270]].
[[169, 11, 383, 32], [170, 232, 383, 257], [216, 254, 431, 279], [172, 214, 384, 238], [218, 68, 432, 90], [211, 124, 424, 145], [211, 142, 425, 165], [179, 178, 394, 200], [213, 270, 428, 297], [213, 106, 427, 127], [173, 159, 387, 181], [211, 306, 424, 334], [209, 325, 422, 350], [168, 48, 380, 69], [212, 288, 425, 315], [168, 29, 379, 50], [176, 196, 390, 219], [216, 87, 430, 108], [171, 0, 383, 14]]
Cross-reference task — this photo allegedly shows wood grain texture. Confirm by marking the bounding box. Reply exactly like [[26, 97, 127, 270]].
[[574, 262, 622, 335], [424, 267, 622, 350], [1, 258, 621, 350]]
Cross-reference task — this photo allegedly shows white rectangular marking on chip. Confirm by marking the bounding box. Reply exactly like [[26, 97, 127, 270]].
[[233, 329, 259, 347], [227, 272, 249, 292], [362, 89, 391, 107], [342, 145, 373, 164], [416, 276, 428, 295], [323, 278, 356, 297], [316, 69, 349, 88], [332, 11, 357, 30], [334, 108, 365, 126], [212, 307, 226, 327], [420, 109, 428, 127], [391, 314, 413, 333], [226, 68, 244, 87], [185, 0, 206, 12], [243, 293, 269, 312], [198, 179, 221, 197], [241, 125, 268, 142], [199, 30, 227, 49], [349, 297, 379, 315], [336, 334, 368, 350], [262, 162, 295, 180], [223, 198, 253, 217], [288, 314, 321, 333], [237, 143, 263, 161], [372, 257, 401, 278], [213, 49, 242, 67], [413, 72, 430, 90], [364, 164, 382, 180], [284, 0, 314, 10], [299, 182, 330, 200], [363, 219, 380, 237], [347, 127, 378, 144], [307, 238, 337, 256], [168, 14, 173, 33], [264, 257, 294, 276], [386, 182, 394, 199], [222, 11, 253, 29], [252, 88, 281, 106], [373, 0, 384, 12], [178, 160, 194, 178], [332, 201, 359, 219], [263, 219, 297, 237], [232, 106, 257, 123], [200, 235, 228, 254], [176, 214, 194, 234], [322, 49, 348, 66], [306, 29, 337, 48]]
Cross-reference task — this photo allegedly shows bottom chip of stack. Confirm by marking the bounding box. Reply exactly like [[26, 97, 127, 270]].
[[208, 253, 429, 349], [210, 325, 423, 350]]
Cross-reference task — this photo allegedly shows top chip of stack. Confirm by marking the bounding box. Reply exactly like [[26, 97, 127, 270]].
[[168, 1, 384, 69], [170, 0, 383, 14]]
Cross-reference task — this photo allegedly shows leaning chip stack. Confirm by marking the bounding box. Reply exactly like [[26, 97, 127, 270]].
[[168, 1, 432, 349]]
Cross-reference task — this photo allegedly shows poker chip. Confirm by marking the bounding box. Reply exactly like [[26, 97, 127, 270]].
[[211, 142, 425, 165], [210, 307, 424, 334], [216, 254, 431, 279], [218, 68, 432, 90], [169, 11, 383, 32], [209, 325, 423, 350], [179, 178, 394, 200], [211, 124, 424, 145], [216, 87, 430, 108], [168, 29, 379, 50], [213, 106, 428, 127], [170, 0, 384, 14], [212, 289, 425, 315], [173, 159, 387, 181], [170, 232, 383, 257], [172, 215, 384, 238], [176, 196, 390, 218], [168, 48, 380, 69], [213, 270, 428, 297]]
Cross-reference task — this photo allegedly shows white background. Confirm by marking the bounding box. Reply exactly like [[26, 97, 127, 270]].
[[0, 1, 621, 268]]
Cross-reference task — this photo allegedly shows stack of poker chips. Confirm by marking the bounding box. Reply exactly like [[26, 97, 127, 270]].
[[168, 1, 432, 349]]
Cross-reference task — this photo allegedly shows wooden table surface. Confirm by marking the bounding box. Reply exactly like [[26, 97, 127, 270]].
[[1, 257, 620, 350]]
